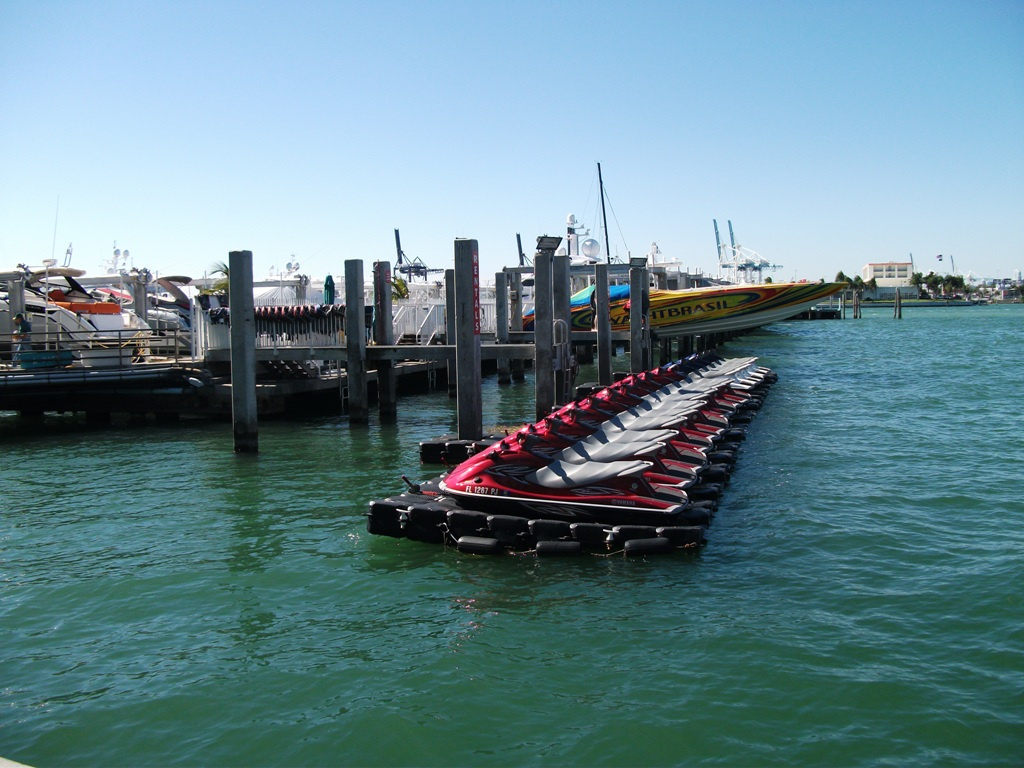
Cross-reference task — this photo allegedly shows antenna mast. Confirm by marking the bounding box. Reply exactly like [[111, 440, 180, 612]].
[[597, 162, 611, 264], [51, 197, 60, 263]]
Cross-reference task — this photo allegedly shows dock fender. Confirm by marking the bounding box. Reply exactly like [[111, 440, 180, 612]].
[[456, 536, 503, 555], [623, 537, 673, 556], [535, 540, 583, 557]]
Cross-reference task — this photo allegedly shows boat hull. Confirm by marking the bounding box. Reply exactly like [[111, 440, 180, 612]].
[[437, 480, 689, 527], [531, 281, 846, 336], [634, 282, 846, 336]]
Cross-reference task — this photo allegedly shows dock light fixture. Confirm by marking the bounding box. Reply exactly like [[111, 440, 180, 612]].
[[536, 235, 563, 253], [629, 256, 648, 268]]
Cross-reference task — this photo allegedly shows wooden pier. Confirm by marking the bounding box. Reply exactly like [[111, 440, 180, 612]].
[[1, 240, 746, 444]]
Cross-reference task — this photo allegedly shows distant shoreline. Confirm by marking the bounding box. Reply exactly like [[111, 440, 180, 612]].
[[859, 299, 981, 308]]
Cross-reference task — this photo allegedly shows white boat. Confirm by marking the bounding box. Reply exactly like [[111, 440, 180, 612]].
[[2, 266, 153, 368]]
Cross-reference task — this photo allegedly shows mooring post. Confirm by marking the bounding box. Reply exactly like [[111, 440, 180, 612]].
[[595, 263, 613, 385], [345, 259, 368, 423], [552, 253, 572, 405], [495, 271, 511, 385], [509, 271, 525, 381], [228, 250, 258, 453], [445, 268, 457, 397], [642, 270, 652, 369], [629, 263, 646, 373], [373, 261, 397, 421], [6, 276, 26, 318], [895, 288, 903, 319], [534, 247, 555, 420], [131, 271, 149, 325], [454, 239, 482, 440]]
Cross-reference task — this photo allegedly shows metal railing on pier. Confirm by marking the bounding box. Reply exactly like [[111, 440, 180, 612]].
[[1, 328, 192, 373], [192, 298, 512, 358]]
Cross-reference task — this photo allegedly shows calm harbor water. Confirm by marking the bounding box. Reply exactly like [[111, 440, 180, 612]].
[[2, 304, 1022, 767]]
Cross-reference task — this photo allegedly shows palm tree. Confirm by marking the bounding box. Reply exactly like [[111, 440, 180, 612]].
[[200, 261, 230, 296], [391, 276, 409, 300], [910, 271, 925, 298]]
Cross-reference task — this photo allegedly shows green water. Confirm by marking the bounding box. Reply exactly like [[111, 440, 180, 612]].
[[2, 305, 1022, 767]]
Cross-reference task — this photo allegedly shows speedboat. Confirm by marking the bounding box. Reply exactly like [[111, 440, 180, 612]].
[[526, 280, 846, 336]]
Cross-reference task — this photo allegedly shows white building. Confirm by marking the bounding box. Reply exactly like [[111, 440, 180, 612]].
[[862, 261, 915, 298]]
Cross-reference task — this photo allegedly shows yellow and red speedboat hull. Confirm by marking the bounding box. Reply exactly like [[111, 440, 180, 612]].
[[553, 281, 846, 336]]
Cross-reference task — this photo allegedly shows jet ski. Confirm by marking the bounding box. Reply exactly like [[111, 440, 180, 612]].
[[368, 352, 777, 553]]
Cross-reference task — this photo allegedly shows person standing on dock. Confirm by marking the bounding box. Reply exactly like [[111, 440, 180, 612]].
[[12, 312, 31, 366]]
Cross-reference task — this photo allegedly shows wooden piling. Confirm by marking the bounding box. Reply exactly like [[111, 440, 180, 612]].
[[345, 259, 368, 422], [131, 272, 149, 325], [373, 261, 397, 420], [454, 239, 482, 440], [445, 269, 457, 397], [534, 249, 554, 420], [552, 254, 572, 405], [894, 288, 903, 319], [495, 271, 511, 384], [228, 250, 258, 453], [641, 271, 652, 370], [509, 271, 525, 381], [595, 263, 613, 385], [629, 264, 645, 373]]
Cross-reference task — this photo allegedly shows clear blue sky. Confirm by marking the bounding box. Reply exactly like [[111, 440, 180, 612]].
[[2, 0, 1021, 284]]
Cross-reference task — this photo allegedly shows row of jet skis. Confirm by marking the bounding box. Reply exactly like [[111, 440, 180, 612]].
[[366, 352, 777, 557]]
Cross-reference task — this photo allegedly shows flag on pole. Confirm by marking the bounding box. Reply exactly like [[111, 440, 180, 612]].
[[936, 254, 943, 261]]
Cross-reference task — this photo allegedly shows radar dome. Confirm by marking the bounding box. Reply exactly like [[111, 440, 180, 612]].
[[581, 238, 601, 259]]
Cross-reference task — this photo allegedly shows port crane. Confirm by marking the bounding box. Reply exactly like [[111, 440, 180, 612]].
[[393, 229, 444, 282], [714, 220, 783, 284]]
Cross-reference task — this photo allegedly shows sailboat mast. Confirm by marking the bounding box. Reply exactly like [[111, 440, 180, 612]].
[[597, 162, 611, 264]]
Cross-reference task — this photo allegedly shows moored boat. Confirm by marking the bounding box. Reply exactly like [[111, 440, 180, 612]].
[[2, 265, 153, 368], [527, 280, 846, 336]]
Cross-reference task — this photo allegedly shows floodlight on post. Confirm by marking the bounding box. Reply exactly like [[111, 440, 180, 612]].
[[536, 235, 563, 253], [629, 255, 648, 268]]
